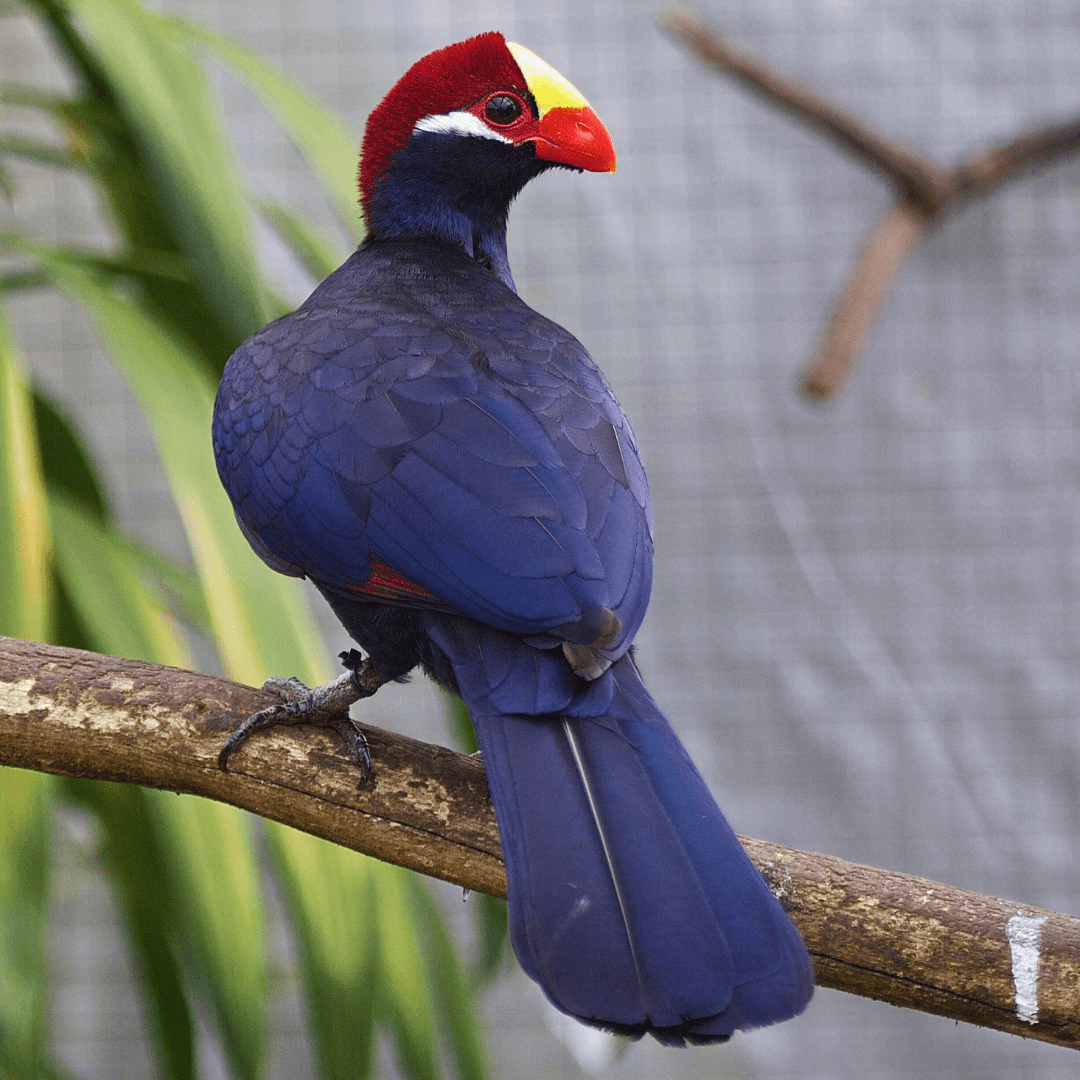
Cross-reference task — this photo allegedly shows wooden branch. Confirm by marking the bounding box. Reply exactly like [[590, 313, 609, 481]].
[[0, 636, 503, 896], [661, 8, 1080, 402], [745, 837, 1080, 1047], [662, 8, 955, 211], [2, 636, 1079, 1049], [957, 117, 1080, 196], [803, 202, 930, 400]]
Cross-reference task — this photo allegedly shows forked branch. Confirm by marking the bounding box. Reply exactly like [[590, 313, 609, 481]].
[[663, 8, 1080, 400]]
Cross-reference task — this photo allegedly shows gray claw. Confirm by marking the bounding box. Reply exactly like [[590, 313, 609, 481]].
[[219, 660, 383, 776]]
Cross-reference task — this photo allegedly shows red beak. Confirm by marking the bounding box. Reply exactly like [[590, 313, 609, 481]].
[[529, 106, 617, 174]]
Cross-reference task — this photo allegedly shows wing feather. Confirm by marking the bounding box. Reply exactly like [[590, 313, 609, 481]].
[[212, 240, 652, 650]]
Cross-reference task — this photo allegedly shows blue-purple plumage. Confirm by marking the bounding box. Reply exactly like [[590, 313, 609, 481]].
[[215, 239, 653, 648], [212, 33, 812, 1046]]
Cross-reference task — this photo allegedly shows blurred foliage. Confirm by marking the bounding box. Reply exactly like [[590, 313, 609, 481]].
[[0, 0, 507, 1075]]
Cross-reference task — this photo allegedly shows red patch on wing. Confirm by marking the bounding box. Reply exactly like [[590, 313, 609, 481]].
[[348, 558, 436, 602], [358, 32, 526, 219]]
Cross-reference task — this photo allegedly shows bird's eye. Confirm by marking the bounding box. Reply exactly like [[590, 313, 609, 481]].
[[485, 95, 522, 125]]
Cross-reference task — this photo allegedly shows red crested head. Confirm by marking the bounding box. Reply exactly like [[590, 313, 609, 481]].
[[359, 34, 525, 218], [358, 33, 616, 226]]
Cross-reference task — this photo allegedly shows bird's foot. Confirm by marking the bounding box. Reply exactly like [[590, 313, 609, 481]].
[[218, 649, 384, 776]]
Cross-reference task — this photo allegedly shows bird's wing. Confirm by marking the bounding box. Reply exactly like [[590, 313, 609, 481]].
[[212, 246, 653, 652]]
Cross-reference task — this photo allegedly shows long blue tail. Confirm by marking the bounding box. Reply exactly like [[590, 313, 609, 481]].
[[426, 618, 813, 1044]]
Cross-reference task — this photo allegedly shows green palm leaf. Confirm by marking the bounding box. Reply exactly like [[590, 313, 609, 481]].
[[46, 443, 267, 1080], [49, 493, 192, 665], [0, 134, 83, 171], [406, 875, 490, 1080], [3, 7, 494, 1077], [147, 793, 268, 1080], [166, 15, 364, 239], [0, 302, 50, 642], [61, 779, 197, 1080], [0, 767, 54, 1080], [264, 823, 379, 1080], [60, 0, 270, 343], [23, 243, 326, 684], [371, 861, 440, 1080], [0, 301, 62, 1080]]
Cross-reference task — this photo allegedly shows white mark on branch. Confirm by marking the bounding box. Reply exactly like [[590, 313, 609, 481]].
[[768, 863, 794, 904], [1006, 913, 1047, 1024]]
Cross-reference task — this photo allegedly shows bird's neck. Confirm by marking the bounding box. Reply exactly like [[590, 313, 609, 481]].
[[363, 132, 551, 292]]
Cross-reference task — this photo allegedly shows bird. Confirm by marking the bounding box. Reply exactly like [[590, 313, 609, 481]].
[[212, 32, 813, 1045]]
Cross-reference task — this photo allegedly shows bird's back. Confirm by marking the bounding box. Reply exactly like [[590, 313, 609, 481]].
[[213, 238, 653, 659]]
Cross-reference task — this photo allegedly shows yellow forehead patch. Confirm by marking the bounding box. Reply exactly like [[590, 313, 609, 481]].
[[506, 41, 592, 116]]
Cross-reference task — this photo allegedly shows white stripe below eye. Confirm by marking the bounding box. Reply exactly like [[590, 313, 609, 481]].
[[413, 111, 513, 143]]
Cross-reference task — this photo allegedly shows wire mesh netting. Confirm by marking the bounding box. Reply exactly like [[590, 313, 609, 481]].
[[5, 0, 1080, 1076]]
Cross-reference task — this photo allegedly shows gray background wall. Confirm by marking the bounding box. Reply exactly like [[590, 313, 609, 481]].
[[5, 0, 1080, 1076]]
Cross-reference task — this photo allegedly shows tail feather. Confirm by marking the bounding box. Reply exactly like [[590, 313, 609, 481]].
[[467, 656, 814, 1044]]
